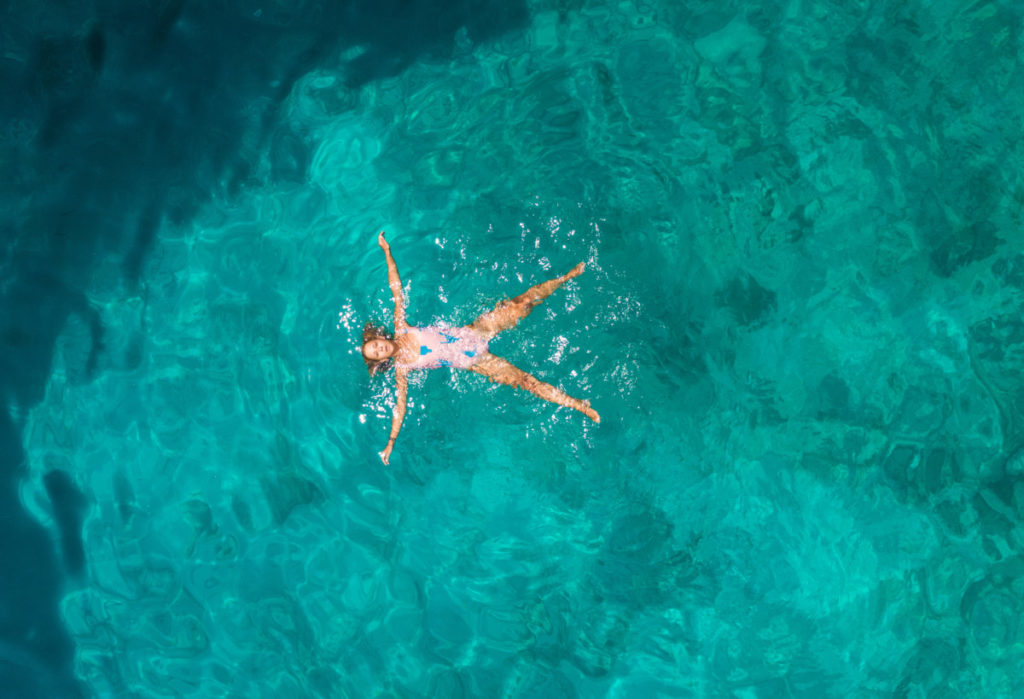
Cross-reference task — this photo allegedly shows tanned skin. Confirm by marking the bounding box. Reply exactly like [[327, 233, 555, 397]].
[[367, 231, 598, 464]]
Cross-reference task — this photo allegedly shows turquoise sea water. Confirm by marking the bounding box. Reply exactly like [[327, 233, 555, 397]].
[[4, 0, 1024, 696]]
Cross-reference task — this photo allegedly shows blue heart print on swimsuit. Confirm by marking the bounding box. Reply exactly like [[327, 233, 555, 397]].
[[409, 325, 489, 369]]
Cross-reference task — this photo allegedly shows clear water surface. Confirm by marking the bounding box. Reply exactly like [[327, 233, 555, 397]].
[[3, 0, 1024, 696]]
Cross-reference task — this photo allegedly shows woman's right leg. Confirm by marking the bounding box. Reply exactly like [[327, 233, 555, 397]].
[[469, 353, 600, 422], [470, 262, 585, 339]]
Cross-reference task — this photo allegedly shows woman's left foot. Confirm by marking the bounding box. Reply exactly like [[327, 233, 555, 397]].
[[565, 262, 585, 280]]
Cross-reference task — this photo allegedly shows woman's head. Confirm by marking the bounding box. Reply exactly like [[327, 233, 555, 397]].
[[361, 322, 395, 375]]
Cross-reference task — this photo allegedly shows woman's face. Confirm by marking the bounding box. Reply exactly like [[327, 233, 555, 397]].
[[363, 338, 396, 361]]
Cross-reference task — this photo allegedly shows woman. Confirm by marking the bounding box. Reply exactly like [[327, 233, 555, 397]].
[[363, 231, 600, 464]]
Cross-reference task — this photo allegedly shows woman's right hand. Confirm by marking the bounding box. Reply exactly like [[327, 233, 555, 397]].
[[377, 230, 389, 249]]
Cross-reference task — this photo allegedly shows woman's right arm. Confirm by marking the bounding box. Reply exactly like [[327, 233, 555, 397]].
[[380, 368, 408, 465], [378, 231, 407, 329]]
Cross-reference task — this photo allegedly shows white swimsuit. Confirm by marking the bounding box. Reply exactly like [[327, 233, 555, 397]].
[[403, 326, 489, 370]]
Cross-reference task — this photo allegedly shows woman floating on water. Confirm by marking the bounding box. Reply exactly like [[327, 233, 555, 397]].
[[363, 231, 600, 464]]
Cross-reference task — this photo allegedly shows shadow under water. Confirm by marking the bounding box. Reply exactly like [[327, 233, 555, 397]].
[[0, 0, 528, 693]]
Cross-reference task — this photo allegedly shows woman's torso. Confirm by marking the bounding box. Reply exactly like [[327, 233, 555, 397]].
[[399, 325, 489, 370]]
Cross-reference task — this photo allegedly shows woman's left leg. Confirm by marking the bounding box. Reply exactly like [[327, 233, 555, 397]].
[[470, 262, 585, 340], [469, 353, 600, 422]]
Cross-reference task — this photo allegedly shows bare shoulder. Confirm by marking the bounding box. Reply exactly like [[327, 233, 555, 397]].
[[394, 327, 419, 364]]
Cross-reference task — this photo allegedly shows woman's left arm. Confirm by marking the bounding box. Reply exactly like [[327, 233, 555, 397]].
[[380, 368, 408, 465], [378, 231, 407, 330]]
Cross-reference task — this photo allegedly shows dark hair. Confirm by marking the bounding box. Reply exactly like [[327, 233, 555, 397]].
[[361, 322, 394, 376]]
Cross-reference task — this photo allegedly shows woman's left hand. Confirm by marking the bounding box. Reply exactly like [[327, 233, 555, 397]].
[[377, 231, 389, 249], [380, 444, 393, 465]]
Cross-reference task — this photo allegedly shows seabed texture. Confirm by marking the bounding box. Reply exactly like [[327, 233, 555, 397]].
[[2, 0, 1024, 696]]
